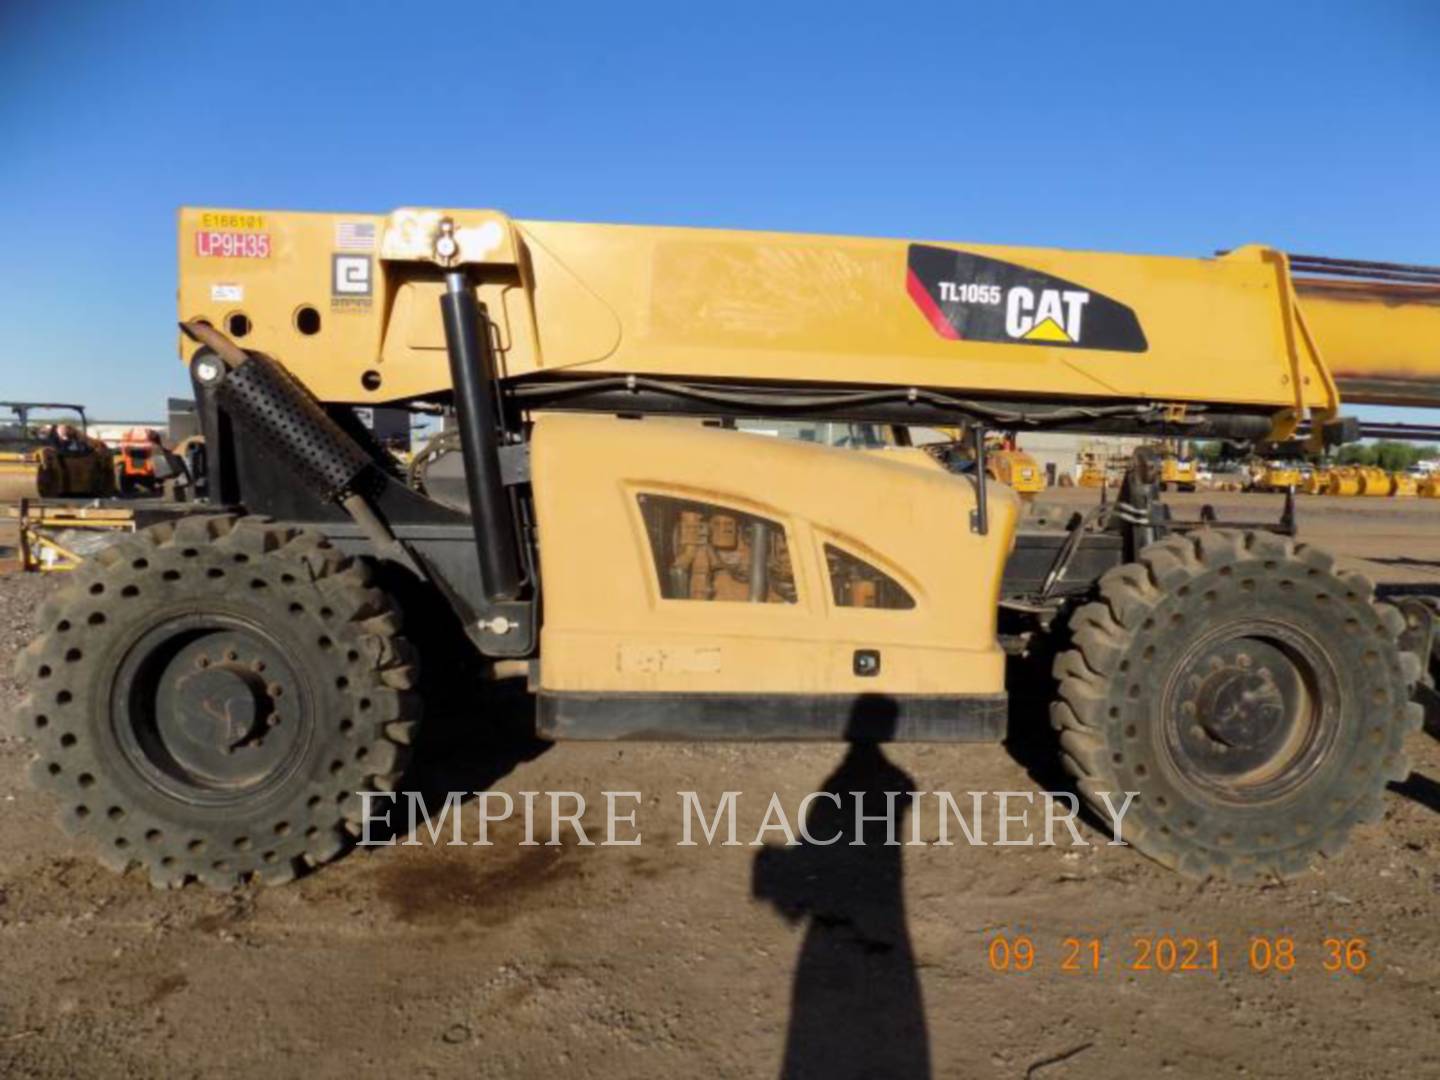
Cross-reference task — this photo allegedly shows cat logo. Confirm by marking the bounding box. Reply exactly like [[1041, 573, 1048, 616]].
[[1005, 287, 1090, 343], [906, 245, 1148, 353]]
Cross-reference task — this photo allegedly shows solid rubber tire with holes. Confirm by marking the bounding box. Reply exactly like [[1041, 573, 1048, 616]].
[[1051, 528, 1421, 881], [14, 514, 420, 889]]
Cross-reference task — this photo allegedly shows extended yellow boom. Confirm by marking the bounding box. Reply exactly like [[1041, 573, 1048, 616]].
[[175, 208, 1362, 443]]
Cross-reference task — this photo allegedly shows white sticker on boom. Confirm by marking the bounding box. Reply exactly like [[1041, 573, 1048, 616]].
[[335, 220, 377, 252], [210, 283, 244, 302]]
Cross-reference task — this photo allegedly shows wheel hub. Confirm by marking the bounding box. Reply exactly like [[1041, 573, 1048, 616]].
[[174, 664, 263, 746], [1163, 622, 1334, 802], [1189, 643, 1288, 751], [115, 618, 310, 801]]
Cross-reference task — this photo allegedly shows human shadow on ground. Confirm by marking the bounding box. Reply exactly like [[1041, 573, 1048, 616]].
[[752, 695, 931, 1080]]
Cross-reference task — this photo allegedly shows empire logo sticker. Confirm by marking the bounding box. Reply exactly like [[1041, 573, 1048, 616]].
[[331, 254, 373, 312], [906, 244, 1147, 352]]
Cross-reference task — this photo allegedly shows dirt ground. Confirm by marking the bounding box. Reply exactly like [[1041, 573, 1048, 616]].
[[1, 493, 1438, 1079]]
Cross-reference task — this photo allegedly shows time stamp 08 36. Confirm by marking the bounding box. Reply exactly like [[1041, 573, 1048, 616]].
[[985, 933, 1372, 976]]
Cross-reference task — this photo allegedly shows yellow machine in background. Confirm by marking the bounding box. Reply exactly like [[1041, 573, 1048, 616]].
[[1076, 453, 1108, 488], [1356, 465, 1395, 497], [1252, 462, 1301, 491], [1159, 456, 1198, 491], [1143, 439, 1198, 492], [908, 427, 1045, 496], [984, 438, 1046, 497], [988, 449, 1044, 495], [1075, 443, 1122, 488], [0, 402, 114, 502], [1327, 467, 1363, 496], [1391, 472, 1419, 497], [1300, 468, 1328, 495]]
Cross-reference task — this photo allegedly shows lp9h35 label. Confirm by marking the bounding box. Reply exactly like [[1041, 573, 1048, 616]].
[[906, 244, 1148, 352]]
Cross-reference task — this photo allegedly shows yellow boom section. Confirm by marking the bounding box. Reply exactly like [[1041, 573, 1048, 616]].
[[1292, 256, 1440, 408], [177, 207, 1341, 432]]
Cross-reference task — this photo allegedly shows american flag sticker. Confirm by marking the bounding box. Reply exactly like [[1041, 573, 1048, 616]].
[[334, 220, 377, 252]]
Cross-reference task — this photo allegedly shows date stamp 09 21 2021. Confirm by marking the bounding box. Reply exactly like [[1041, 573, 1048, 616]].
[[985, 933, 1371, 976]]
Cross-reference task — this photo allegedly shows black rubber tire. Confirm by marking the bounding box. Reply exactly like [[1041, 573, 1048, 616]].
[[1051, 528, 1422, 882], [13, 514, 420, 889]]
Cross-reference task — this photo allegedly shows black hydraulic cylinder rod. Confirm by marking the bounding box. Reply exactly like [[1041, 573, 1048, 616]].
[[971, 424, 989, 536], [440, 271, 523, 602]]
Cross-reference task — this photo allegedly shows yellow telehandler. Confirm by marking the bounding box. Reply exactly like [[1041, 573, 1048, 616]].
[[15, 208, 1437, 889]]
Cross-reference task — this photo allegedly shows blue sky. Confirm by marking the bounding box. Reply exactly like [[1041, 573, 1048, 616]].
[[1, 1, 1435, 421]]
